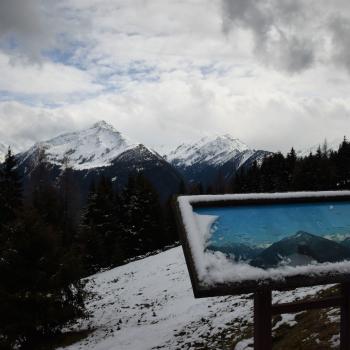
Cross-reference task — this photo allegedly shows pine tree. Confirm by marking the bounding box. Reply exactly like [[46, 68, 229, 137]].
[[120, 173, 165, 257], [0, 150, 87, 349], [29, 149, 63, 226], [286, 148, 297, 187], [0, 147, 22, 226], [81, 176, 124, 272], [178, 179, 186, 195], [335, 137, 350, 189], [58, 156, 80, 246], [0, 209, 87, 349]]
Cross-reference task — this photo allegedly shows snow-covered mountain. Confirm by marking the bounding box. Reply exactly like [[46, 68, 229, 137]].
[[14, 123, 270, 198], [16, 121, 183, 201], [59, 247, 334, 350], [166, 134, 249, 167], [165, 135, 270, 187], [19, 121, 139, 170]]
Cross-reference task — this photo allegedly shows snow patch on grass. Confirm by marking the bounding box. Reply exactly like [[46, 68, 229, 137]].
[[59, 247, 332, 350]]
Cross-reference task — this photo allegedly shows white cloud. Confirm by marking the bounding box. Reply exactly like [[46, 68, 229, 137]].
[[0, 52, 102, 97], [2, 64, 350, 154], [1, 0, 350, 154]]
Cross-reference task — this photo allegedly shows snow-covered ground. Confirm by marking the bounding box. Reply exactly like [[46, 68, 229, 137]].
[[60, 247, 331, 350]]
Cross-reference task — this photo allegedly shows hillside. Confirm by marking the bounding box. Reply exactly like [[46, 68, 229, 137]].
[[59, 247, 339, 350]]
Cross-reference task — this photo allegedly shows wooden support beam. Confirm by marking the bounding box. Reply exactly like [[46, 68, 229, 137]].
[[253, 284, 350, 349], [272, 295, 344, 315], [340, 283, 350, 350], [254, 290, 272, 350]]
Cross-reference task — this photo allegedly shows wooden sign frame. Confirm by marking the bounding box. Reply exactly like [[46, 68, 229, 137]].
[[174, 191, 350, 298], [174, 191, 350, 349]]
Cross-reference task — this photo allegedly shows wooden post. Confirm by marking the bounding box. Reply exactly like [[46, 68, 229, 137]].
[[254, 290, 272, 350], [251, 283, 350, 349], [341, 283, 350, 350]]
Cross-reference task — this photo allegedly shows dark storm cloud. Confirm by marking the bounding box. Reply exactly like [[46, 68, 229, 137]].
[[222, 0, 319, 73], [329, 16, 350, 73], [0, 0, 73, 61]]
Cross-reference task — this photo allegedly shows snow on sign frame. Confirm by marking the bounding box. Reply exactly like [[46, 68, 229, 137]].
[[175, 191, 350, 298]]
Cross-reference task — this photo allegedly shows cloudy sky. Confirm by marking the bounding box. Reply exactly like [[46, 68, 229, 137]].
[[1, 0, 350, 153]]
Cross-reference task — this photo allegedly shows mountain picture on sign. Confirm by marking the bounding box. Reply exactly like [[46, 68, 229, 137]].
[[194, 201, 350, 269]]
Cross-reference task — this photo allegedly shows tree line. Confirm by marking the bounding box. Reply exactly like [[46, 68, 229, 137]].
[[232, 139, 350, 193]]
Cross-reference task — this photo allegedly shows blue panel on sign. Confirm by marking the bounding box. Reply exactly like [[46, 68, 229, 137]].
[[194, 201, 350, 269]]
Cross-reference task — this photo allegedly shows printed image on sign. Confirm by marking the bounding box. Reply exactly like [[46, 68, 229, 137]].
[[196, 201, 350, 269]]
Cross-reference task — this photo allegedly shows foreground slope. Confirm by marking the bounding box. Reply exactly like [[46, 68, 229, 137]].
[[60, 247, 337, 350]]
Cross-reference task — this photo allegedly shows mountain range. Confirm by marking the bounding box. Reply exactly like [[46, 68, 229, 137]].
[[251, 231, 350, 268], [209, 231, 350, 269], [2, 120, 270, 201]]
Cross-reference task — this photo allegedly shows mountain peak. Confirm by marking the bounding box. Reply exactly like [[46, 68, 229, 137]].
[[19, 121, 139, 170], [92, 120, 116, 131], [199, 134, 248, 149]]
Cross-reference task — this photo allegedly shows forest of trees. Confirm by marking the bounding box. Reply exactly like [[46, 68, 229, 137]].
[[2, 138, 350, 348], [0, 149, 177, 349], [231, 139, 350, 194]]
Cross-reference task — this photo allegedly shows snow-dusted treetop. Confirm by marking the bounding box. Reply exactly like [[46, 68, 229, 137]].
[[297, 138, 344, 157], [19, 120, 138, 170], [165, 134, 249, 167], [0, 143, 7, 162]]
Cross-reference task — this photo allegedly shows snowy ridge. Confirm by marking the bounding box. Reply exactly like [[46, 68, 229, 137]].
[[60, 247, 328, 350], [166, 134, 249, 167], [235, 149, 263, 168], [18, 121, 140, 170], [0, 143, 19, 162]]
